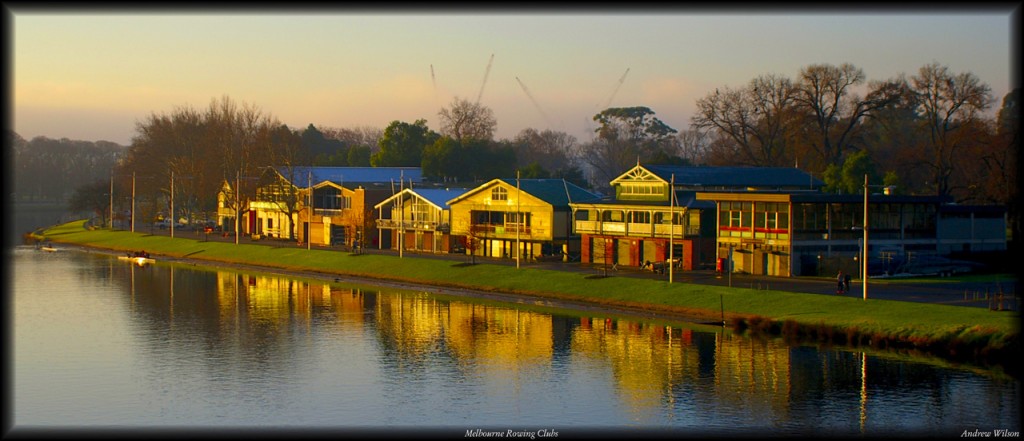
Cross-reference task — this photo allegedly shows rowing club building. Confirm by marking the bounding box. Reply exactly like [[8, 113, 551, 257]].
[[570, 164, 822, 272]]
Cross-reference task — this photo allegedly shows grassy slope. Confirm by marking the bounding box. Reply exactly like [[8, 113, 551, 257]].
[[37, 221, 1019, 362]]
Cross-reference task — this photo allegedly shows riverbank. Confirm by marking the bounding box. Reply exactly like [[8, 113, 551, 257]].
[[33, 220, 1020, 371]]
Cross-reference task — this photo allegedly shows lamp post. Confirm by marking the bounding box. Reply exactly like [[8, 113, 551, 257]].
[[863, 174, 868, 301], [862, 174, 896, 301]]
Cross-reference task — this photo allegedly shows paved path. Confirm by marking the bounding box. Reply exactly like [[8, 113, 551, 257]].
[[136, 225, 1019, 310]]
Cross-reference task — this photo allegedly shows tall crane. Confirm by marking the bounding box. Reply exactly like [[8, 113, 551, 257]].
[[476, 54, 494, 105], [515, 76, 554, 128], [601, 67, 630, 110], [586, 67, 631, 139]]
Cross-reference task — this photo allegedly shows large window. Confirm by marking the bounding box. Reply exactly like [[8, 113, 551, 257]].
[[317, 187, 349, 210], [505, 212, 530, 226], [491, 187, 508, 201], [754, 202, 789, 240], [411, 199, 431, 222], [719, 201, 751, 228], [628, 211, 651, 224], [719, 201, 752, 238], [620, 183, 664, 196]]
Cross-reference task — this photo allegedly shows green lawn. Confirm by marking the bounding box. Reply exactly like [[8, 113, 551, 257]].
[[38, 220, 1019, 365]]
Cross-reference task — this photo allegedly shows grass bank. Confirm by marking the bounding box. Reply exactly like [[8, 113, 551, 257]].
[[36, 220, 1019, 371]]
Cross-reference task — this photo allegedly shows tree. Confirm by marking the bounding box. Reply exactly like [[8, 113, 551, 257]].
[[121, 95, 285, 226], [422, 137, 515, 182], [909, 62, 994, 197], [371, 119, 439, 167], [263, 124, 307, 240], [67, 179, 111, 226], [437, 97, 497, 142], [822, 150, 877, 194], [677, 128, 710, 165], [421, 136, 463, 180], [692, 75, 796, 167], [511, 128, 581, 176], [581, 106, 678, 187], [792, 63, 907, 171]]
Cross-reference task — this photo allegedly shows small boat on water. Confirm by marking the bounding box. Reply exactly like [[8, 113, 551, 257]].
[[119, 252, 155, 266], [118, 255, 155, 266]]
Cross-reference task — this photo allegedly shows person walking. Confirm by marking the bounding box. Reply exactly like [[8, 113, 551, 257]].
[[836, 270, 845, 295]]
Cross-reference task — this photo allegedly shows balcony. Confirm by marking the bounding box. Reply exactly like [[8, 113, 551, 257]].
[[470, 223, 531, 237], [313, 208, 344, 217], [376, 219, 450, 232], [576, 220, 692, 237]]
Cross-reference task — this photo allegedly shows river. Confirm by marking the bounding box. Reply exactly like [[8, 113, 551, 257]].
[[10, 246, 1020, 438]]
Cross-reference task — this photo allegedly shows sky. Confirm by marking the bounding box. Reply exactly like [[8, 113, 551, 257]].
[[10, 6, 1019, 147]]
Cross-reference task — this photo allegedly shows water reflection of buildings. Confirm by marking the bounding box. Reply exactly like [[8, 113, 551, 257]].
[[215, 272, 371, 330], [571, 318, 793, 424], [214, 272, 798, 422], [112, 261, 1016, 432]]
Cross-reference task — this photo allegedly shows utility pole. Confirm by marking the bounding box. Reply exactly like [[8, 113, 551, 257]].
[[170, 170, 175, 239], [109, 172, 114, 230], [399, 171, 404, 258], [863, 174, 869, 301], [669, 173, 675, 284], [307, 170, 312, 251], [235, 171, 240, 245], [131, 172, 136, 233], [516, 170, 521, 269]]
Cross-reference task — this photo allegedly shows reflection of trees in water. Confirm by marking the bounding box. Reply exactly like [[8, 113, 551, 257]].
[[93, 257, 1016, 430]]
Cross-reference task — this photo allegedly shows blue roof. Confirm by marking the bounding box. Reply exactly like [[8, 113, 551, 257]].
[[644, 165, 823, 189], [411, 188, 470, 209], [276, 166, 422, 188], [497, 178, 602, 206]]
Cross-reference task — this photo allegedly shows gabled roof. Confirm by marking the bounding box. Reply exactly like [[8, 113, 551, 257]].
[[628, 164, 823, 190], [373, 187, 471, 210], [448, 178, 601, 207], [274, 166, 422, 189]]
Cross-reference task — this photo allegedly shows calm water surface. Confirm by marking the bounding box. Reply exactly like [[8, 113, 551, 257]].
[[11, 247, 1020, 437]]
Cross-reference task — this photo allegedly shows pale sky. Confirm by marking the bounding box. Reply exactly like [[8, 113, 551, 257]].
[[10, 6, 1019, 146]]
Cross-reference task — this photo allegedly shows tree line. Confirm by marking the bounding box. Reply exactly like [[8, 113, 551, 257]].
[[17, 61, 1018, 239]]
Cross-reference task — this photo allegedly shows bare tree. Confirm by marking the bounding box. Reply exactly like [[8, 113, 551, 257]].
[[677, 128, 710, 165], [909, 62, 994, 197], [693, 74, 796, 167], [438, 96, 497, 142], [511, 128, 580, 173], [792, 63, 906, 170]]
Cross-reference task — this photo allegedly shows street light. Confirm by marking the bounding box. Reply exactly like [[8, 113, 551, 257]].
[[862, 174, 896, 301]]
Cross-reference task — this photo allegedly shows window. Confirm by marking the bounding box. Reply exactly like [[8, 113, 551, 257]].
[[411, 199, 430, 222], [628, 211, 651, 224], [492, 187, 508, 201], [505, 212, 530, 226], [620, 183, 664, 196], [720, 201, 751, 228]]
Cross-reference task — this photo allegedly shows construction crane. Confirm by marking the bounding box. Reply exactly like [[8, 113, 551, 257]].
[[515, 76, 554, 128], [586, 67, 632, 139], [431, 64, 437, 93], [601, 67, 630, 110], [430, 64, 438, 105], [476, 53, 494, 105]]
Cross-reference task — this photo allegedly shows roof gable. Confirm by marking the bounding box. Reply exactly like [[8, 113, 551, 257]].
[[374, 187, 471, 210], [448, 178, 600, 207], [610, 164, 668, 186]]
